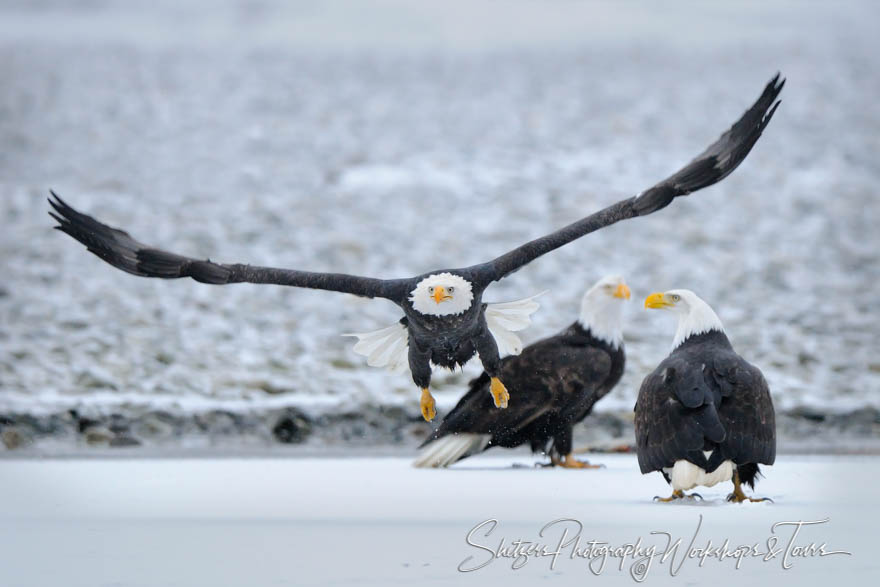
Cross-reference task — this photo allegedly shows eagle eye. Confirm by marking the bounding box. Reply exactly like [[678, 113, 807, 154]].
[[671, 294, 681, 302], [447, 286, 454, 293], [428, 287, 434, 294]]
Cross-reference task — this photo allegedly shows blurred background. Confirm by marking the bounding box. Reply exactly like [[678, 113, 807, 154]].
[[1, 0, 878, 455]]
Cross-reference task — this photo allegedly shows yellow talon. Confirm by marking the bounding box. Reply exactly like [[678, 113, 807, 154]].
[[552, 454, 603, 469], [420, 388, 436, 422], [727, 470, 773, 503], [654, 489, 685, 503], [489, 377, 509, 408], [654, 489, 703, 502], [654, 490, 685, 502]]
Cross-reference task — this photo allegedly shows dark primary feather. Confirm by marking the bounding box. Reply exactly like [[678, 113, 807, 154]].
[[49, 75, 782, 306], [48, 68, 784, 403], [423, 323, 625, 460], [48, 194, 150, 278], [49, 192, 409, 301], [634, 331, 776, 476], [477, 74, 784, 283], [632, 73, 783, 216]]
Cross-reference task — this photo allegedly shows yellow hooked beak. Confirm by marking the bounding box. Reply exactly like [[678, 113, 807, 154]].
[[433, 286, 452, 304], [613, 283, 631, 299], [644, 292, 672, 309]]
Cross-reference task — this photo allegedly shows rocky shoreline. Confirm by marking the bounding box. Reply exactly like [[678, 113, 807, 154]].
[[3, 406, 878, 455]]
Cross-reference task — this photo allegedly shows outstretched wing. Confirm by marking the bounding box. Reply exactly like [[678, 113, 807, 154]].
[[48, 192, 409, 301], [474, 74, 784, 284]]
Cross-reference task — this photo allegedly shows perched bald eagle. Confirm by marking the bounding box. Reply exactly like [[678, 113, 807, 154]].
[[414, 275, 630, 468], [49, 74, 783, 422], [634, 290, 776, 503]]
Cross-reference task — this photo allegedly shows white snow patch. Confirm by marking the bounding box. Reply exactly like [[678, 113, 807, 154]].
[[0, 454, 870, 585]]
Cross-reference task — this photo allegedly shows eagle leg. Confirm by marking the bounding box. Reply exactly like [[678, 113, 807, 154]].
[[420, 388, 436, 422], [654, 490, 703, 502], [727, 470, 773, 503], [551, 454, 604, 469], [489, 377, 509, 409]]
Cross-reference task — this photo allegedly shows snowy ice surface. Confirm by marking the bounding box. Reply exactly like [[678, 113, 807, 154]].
[[0, 454, 876, 586], [1, 1, 879, 422]]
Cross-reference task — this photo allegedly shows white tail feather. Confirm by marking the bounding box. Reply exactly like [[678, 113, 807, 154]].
[[412, 434, 491, 468], [343, 323, 410, 373], [485, 291, 546, 356], [665, 459, 735, 491]]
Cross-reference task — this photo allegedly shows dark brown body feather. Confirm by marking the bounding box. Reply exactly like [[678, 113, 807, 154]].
[[634, 330, 775, 488], [422, 323, 625, 461]]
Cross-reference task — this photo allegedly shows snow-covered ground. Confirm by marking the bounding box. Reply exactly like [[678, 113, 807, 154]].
[[1, 1, 879, 441], [0, 454, 875, 586]]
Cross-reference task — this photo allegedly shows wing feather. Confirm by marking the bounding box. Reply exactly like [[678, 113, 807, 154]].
[[475, 74, 784, 284], [635, 347, 776, 474], [49, 192, 407, 301], [716, 358, 776, 466], [424, 330, 616, 451], [343, 322, 410, 373], [635, 356, 726, 473], [485, 292, 545, 356]]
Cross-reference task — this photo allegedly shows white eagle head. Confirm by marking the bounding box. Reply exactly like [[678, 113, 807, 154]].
[[644, 288, 725, 348], [579, 274, 631, 348], [409, 272, 474, 317]]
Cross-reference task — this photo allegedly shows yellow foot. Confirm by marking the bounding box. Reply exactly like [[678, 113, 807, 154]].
[[727, 470, 773, 503], [420, 388, 436, 422], [489, 377, 509, 408], [654, 490, 703, 502], [552, 454, 604, 469], [727, 488, 773, 503]]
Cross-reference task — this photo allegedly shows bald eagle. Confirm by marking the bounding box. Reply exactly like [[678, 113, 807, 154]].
[[49, 74, 783, 422], [414, 275, 630, 468], [634, 290, 776, 503]]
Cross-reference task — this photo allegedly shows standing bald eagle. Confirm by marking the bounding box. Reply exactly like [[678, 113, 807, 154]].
[[634, 290, 776, 503], [49, 75, 783, 422], [413, 275, 630, 468]]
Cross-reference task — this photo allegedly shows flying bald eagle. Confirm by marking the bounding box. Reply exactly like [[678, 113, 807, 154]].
[[49, 74, 783, 422], [413, 275, 630, 468], [634, 290, 776, 503]]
